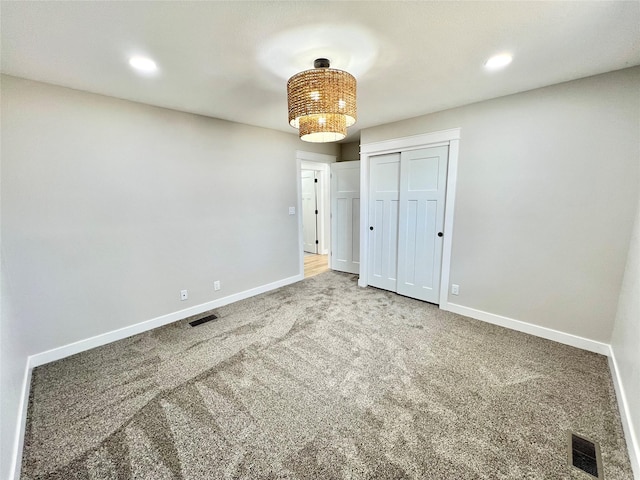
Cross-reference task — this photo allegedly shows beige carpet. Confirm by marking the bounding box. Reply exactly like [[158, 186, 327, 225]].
[[21, 271, 633, 479]]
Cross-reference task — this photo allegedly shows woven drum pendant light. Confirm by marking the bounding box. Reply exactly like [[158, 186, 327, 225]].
[[287, 58, 356, 142]]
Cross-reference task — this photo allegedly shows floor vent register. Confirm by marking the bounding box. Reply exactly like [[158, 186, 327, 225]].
[[189, 314, 218, 327], [569, 432, 603, 478]]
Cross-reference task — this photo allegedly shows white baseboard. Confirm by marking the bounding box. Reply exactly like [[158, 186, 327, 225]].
[[11, 273, 303, 480], [12, 281, 635, 479], [10, 357, 33, 480], [440, 301, 610, 355], [30, 274, 303, 368], [608, 349, 640, 479], [443, 302, 639, 475]]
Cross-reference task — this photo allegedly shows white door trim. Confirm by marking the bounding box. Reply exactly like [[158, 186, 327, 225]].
[[296, 151, 336, 276], [360, 129, 460, 155], [296, 150, 337, 164], [358, 128, 460, 308]]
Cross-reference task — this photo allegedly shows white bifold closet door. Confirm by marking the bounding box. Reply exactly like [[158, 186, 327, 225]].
[[368, 146, 449, 304]]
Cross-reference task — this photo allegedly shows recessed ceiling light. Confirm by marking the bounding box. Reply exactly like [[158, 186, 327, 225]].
[[484, 54, 513, 70], [129, 56, 158, 73]]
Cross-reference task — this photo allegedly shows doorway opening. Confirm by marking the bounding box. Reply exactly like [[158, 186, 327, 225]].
[[300, 167, 327, 278], [301, 169, 319, 254], [297, 151, 335, 278]]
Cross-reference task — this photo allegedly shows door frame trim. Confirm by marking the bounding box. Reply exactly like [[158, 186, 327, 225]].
[[358, 128, 460, 307]]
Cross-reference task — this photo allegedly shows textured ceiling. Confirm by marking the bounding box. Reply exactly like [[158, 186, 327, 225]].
[[2, 1, 639, 142]]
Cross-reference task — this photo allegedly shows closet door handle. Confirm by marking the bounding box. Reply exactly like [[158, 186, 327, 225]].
[[370, 226, 374, 231], [437, 232, 443, 237]]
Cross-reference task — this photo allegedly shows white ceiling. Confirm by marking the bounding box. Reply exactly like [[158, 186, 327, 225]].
[[2, 1, 639, 142]]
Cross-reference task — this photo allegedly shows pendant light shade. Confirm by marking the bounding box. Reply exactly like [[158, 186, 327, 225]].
[[287, 58, 356, 142]]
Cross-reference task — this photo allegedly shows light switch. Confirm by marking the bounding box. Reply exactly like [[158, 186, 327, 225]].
[[289, 206, 296, 215]]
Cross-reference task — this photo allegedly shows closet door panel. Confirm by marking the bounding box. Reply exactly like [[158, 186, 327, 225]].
[[388, 199, 399, 284], [368, 153, 400, 292], [403, 199, 419, 285], [371, 200, 385, 277], [397, 146, 449, 303]]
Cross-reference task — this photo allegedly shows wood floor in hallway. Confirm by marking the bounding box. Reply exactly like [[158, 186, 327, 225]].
[[304, 253, 329, 278]]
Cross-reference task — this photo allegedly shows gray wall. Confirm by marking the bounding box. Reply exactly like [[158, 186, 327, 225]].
[[2, 67, 639, 480], [0, 75, 337, 479], [611, 186, 640, 474], [362, 66, 640, 344], [339, 141, 360, 162], [0, 265, 25, 480]]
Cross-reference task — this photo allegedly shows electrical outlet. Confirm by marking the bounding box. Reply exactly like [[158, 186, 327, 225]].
[[214, 281, 221, 291], [180, 289, 188, 301], [451, 284, 459, 295]]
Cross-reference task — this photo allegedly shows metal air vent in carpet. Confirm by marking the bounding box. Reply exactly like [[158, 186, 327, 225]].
[[568, 431, 603, 478], [189, 314, 218, 327]]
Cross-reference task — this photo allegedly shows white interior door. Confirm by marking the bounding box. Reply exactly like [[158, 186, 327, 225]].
[[397, 146, 449, 303], [301, 169, 318, 253], [368, 153, 400, 291], [331, 161, 360, 274]]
